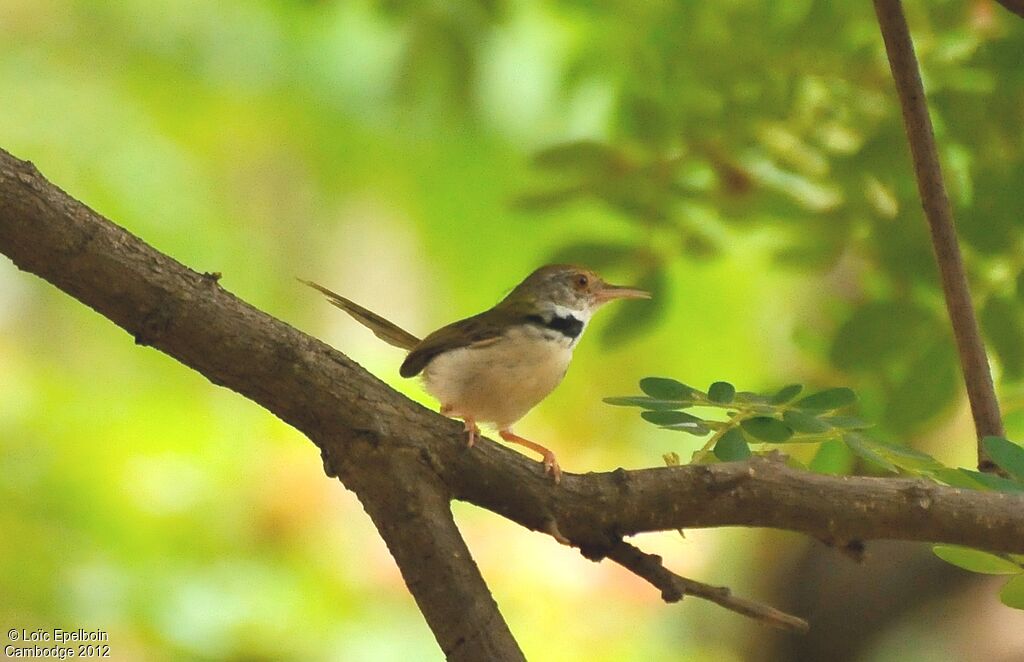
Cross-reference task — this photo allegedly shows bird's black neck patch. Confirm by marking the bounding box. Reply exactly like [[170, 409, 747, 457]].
[[527, 313, 584, 340]]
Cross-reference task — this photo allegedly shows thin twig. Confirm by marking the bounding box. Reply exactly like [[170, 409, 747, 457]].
[[604, 541, 810, 634], [994, 0, 1024, 19], [873, 0, 1004, 471]]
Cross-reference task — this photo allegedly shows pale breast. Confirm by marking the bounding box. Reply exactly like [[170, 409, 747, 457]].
[[421, 326, 573, 429]]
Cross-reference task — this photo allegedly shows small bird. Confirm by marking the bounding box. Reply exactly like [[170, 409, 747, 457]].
[[301, 265, 650, 482]]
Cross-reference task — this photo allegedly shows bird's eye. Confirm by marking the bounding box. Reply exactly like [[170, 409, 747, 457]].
[[574, 274, 589, 289]]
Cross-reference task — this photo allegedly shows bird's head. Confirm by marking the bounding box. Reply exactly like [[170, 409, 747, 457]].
[[502, 264, 650, 318]]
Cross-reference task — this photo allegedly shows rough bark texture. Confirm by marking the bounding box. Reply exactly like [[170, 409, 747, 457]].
[[873, 0, 1005, 470], [3, 148, 1024, 655], [332, 435, 525, 660]]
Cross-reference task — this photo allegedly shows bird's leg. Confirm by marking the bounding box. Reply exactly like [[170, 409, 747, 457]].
[[441, 405, 479, 448], [463, 417, 479, 448], [499, 429, 562, 484]]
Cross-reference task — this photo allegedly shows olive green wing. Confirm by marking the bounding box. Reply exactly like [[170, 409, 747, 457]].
[[399, 312, 505, 378]]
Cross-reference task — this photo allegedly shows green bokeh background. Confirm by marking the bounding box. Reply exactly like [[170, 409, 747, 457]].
[[3, 1, 1023, 659]]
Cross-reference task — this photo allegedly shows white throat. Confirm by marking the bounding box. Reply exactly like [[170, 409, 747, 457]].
[[542, 302, 592, 348]]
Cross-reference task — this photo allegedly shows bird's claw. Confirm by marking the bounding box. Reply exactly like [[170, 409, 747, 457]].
[[497, 429, 562, 484], [544, 519, 570, 545], [543, 453, 562, 484], [464, 421, 479, 448]]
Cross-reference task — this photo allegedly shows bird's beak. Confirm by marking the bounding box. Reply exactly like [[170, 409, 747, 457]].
[[595, 282, 651, 303]]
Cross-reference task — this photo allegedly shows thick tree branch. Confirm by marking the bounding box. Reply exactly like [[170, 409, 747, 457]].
[[873, 0, 1005, 471], [446, 453, 1024, 556], [602, 541, 809, 633], [3, 148, 1024, 651], [329, 434, 525, 661]]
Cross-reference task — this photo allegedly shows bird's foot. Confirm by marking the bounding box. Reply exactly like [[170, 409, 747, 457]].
[[499, 429, 562, 484], [464, 419, 480, 448], [541, 451, 562, 484], [441, 405, 479, 448]]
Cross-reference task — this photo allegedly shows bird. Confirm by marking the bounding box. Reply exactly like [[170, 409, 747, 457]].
[[301, 264, 650, 483]]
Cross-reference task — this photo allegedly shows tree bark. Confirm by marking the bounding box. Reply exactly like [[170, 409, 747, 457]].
[[330, 433, 525, 660]]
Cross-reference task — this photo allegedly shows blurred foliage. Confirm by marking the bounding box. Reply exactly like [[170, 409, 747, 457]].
[[505, 0, 1024, 438], [4, 0, 1024, 660]]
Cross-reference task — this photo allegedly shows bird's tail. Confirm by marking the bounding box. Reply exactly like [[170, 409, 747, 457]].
[[299, 279, 421, 351]]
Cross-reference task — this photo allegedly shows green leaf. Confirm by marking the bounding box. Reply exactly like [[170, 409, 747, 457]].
[[790, 387, 856, 411], [603, 396, 690, 410], [879, 441, 944, 473], [843, 434, 898, 473], [781, 454, 809, 471], [641, 410, 709, 435], [808, 439, 854, 475], [959, 469, 1024, 493], [708, 381, 736, 404], [796, 388, 856, 412], [981, 296, 1024, 381], [782, 410, 831, 434], [932, 467, 989, 490], [843, 435, 943, 474], [532, 140, 620, 172], [983, 436, 1024, 481], [1001, 574, 1024, 610], [795, 387, 856, 412], [933, 545, 1023, 575], [641, 410, 701, 426], [512, 186, 584, 212], [714, 428, 752, 461], [821, 415, 873, 430], [733, 391, 771, 405], [740, 417, 794, 443], [639, 377, 694, 400], [770, 383, 803, 404]]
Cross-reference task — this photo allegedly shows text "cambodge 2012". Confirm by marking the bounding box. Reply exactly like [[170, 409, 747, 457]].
[[6, 627, 110, 659]]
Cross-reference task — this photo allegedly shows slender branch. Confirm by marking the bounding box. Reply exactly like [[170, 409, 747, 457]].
[[602, 541, 809, 633], [4, 148, 1024, 647], [873, 0, 1004, 471], [994, 0, 1024, 19]]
